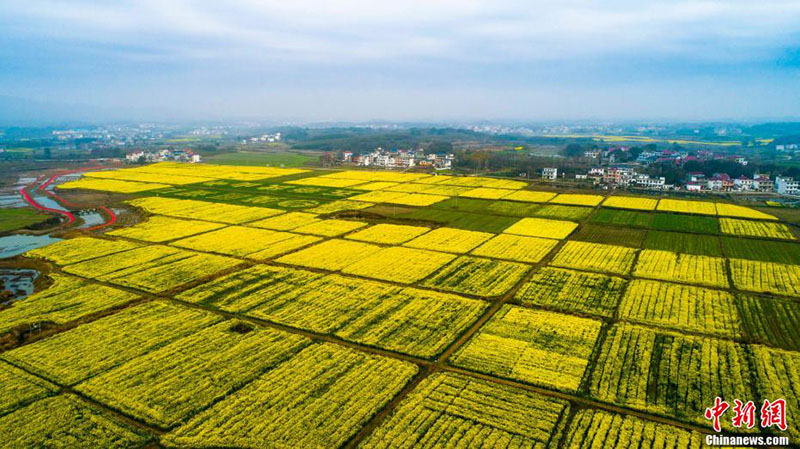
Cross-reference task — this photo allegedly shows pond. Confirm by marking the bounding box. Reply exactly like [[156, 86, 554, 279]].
[[0, 234, 62, 259], [77, 212, 105, 229], [0, 269, 39, 303]]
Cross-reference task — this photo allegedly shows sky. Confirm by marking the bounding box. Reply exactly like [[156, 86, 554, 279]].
[[2, 0, 800, 123]]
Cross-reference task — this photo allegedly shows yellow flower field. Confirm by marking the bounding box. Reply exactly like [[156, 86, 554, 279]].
[[602, 196, 658, 211], [634, 249, 728, 288], [345, 223, 431, 244], [550, 241, 637, 275], [715, 203, 777, 220], [292, 219, 367, 237], [306, 199, 374, 214], [404, 227, 493, 253], [286, 177, 367, 188], [656, 198, 717, 215], [107, 215, 225, 242], [162, 344, 417, 449], [729, 258, 800, 297], [84, 169, 210, 185], [128, 197, 283, 224], [719, 217, 795, 240], [563, 409, 706, 448], [276, 239, 382, 271], [550, 193, 604, 207], [342, 246, 456, 283], [3, 301, 220, 385], [247, 212, 320, 230], [470, 234, 558, 263], [503, 217, 578, 239], [59, 177, 169, 193], [515, 267, 626, 318], [0, 361, 58, 416], [451, 305, 602, 392], [320, 170, 429, 182], [458, 187, 514, 199], [502, 190, 557, 203], [350, 181, 400, 191], [619, 279, 741, 338], [26, 237, 141, 265], [423, 256, 530, 297], [363, 372, 570, 448], [172, 226, 321, 260], [0, 274, 139, 335]]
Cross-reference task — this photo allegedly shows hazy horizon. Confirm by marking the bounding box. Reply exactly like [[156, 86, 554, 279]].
[[3, 1, 800, 123]]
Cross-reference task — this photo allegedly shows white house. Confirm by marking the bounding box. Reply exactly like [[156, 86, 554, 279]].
[[776, 176, 800, 195], [542, 168, 558, 180]]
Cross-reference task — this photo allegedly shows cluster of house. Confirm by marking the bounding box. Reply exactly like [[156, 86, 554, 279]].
[[541, 166, 800, 195], [686, 172, 800, 195], [585, 146, 749, 167], [125, 149, 201, 163], [241, 132, 282, 144], [343, 148, 454, 170]]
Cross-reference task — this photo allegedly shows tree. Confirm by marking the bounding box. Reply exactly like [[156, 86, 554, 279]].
[[562, 143, 584, 158]]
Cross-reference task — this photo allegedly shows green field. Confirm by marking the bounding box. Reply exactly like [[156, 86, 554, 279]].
[[721, 237, 800, 264], [573, 224, 646, 247], [0, 208, 51, 233], [651, 213, 719, 234], [589, 208, 652, 228], [204, 151, 318, 167], [432, 198, 541, 217], [644, 230, 722, 256]]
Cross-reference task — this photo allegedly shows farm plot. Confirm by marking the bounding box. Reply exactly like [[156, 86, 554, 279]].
[[534, 204, 594, 221], [85, 169, 210, 185], [515, 267, 626, 318], [286, 176, 367, 188], [361, 372, 570, 449], [404, 227, 493, 253], [738, 295, 800, 351], [59, 177, 169, 193], [306, 199, 375, 214], [618, 279, 741, 338], [589, 208, 652, 228], [729, 259, 800, 297], [643, 231, 722, 257], [657, 199, 717, 215], [246, 212, 320, 230], [634, 249, 728, 288], [2, 301, 219, 385], [275, 239, 382, 271], [503, 217, 577, 239], [458, 187, 514, 199], [572, 224, 646, 247], [62, 245, 241, 293], [412, 184, 472, 196], [345, 223, 430, 244], [715, 203, 777, 220], [292, 219, 367, 237], [400, 208, 519, 233], [26, 237, 141, 265], [320, 170, 429, 183], [562, 409, 705, 449], [503, 190, 556, 203], [550, 241, 637, 275], [350, 191, 448, 206], [163, 344, 417, 448], [351, 181, 399, 191], [107, 215, 225, 243], [432, 198, 539, 217], [651, 213, 719, 234], [451, 305, 602, 392], [589, 323, 753, 427], [77, 322, 310, 428], [550, 193, 603, 207], [721, 237, 800, 264], [172, 226, 321, 260], [342, 246, 456, 284], [0, 395, 150, 448], [245, 275, 486, 358], [720, 218, 795, 240], [127, 196, 283, 224], [422, 256, 530, 297], [601, 196, 658, 211], [0, 274, 139, 335], [470, 234, 558, 263], [750, 346, 800, 439], [0, 360, 58, 416]]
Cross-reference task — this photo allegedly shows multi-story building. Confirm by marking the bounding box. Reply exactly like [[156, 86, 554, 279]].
[[776, 176, 800, 195], [542, 167, 558, 180]]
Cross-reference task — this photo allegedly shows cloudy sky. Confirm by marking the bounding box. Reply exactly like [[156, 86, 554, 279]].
[[2, 1, 800, 122]]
